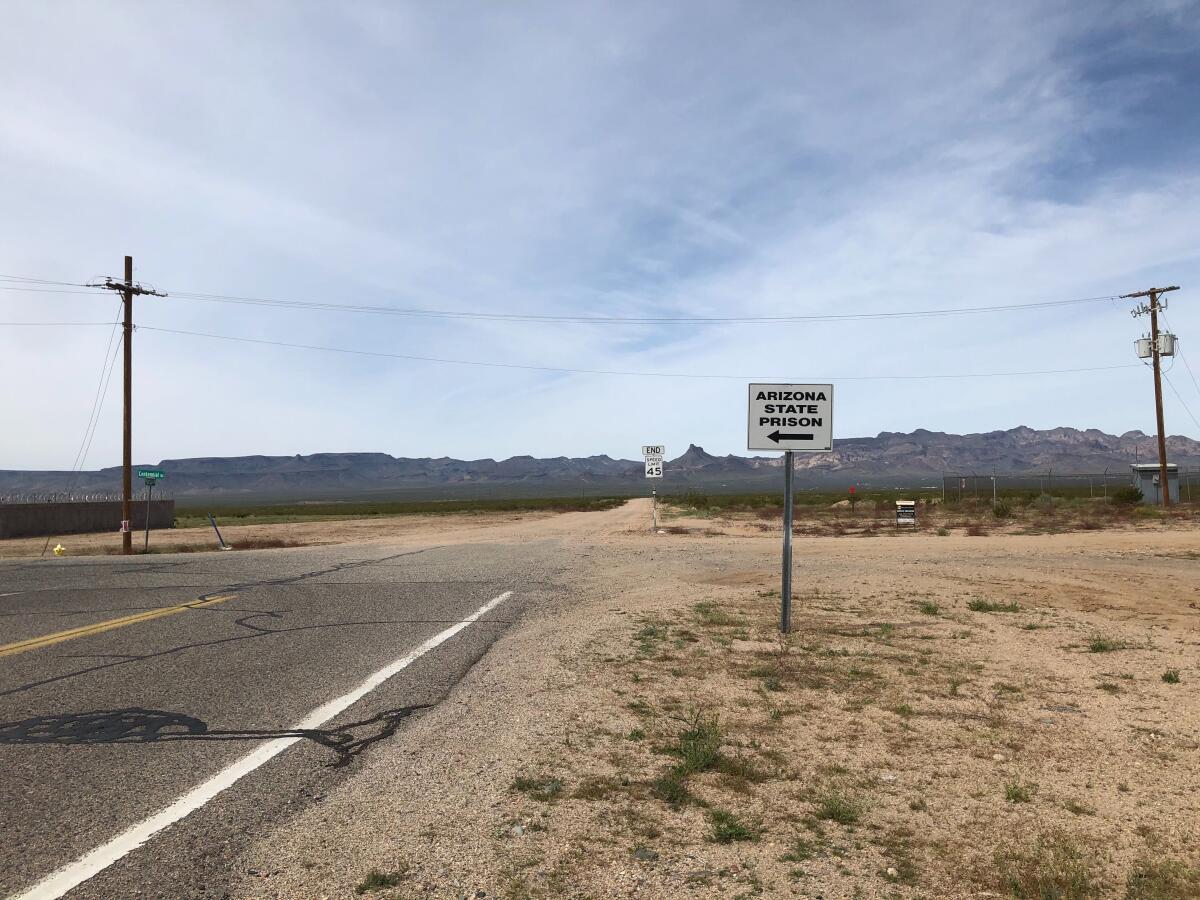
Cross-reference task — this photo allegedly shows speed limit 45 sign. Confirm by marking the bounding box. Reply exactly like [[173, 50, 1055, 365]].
[[642, 444, 664, 479]]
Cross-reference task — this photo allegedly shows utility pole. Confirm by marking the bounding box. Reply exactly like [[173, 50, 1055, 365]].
[[1122, 286, 1180, 507], [91, 257, 166, 553]]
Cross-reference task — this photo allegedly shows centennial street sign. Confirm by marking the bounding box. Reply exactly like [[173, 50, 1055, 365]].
[[137, 468, 165, 480], [747, 383, 834, 452]]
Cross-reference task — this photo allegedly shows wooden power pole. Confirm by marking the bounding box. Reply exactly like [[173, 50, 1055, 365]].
[[1122, 285, 1180, 507], [122, 256, 133, 554], [94, 257, 166, 553]]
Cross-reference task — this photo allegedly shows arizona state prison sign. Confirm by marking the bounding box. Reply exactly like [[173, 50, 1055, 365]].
[[747, 383, 834, 452]]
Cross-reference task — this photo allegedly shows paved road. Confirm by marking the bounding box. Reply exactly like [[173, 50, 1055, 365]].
[[0, 540, 556, 899]]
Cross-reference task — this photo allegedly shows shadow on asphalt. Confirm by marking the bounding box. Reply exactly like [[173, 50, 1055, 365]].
[[0, 705, 429, 768]]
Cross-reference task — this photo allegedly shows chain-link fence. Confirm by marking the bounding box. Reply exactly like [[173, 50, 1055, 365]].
[[0, 489, 173, 504], [941, 469, 1200, 503]]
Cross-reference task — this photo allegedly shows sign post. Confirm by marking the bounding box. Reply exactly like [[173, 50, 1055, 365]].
[[781, 450, 794, 631], [748, 384, 834, 632], [137, 468, 165, 553], [642, 445, 664, 531], [207, 513, 231, 551], [143, 480, 153, 552]]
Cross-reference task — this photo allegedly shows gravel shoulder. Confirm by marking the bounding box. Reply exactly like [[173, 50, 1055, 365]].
[[220, 500, 1200, 899]]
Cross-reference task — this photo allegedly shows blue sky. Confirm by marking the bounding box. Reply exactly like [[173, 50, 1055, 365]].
[[2, 1, 1199, 469]]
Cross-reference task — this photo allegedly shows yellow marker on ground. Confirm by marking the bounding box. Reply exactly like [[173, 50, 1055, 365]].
[[0, 594, 236, 659]]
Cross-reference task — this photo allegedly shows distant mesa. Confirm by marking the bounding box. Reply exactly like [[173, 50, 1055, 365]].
[[1, 427, 1194, 501]]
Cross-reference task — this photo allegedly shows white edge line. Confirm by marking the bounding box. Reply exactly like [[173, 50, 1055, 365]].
[[12, 590, 512, 900]]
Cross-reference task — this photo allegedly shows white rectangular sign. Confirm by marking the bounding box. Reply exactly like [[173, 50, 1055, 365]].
[[642, 445, 665, 458], [747, 383, 834, 452], [644, 457, 663, 478]]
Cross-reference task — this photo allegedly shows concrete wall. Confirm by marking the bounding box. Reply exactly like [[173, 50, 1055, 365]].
[[0, 501, 175, 539]]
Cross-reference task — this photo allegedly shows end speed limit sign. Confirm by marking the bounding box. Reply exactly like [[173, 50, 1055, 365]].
[[644, 457, 663, 478]]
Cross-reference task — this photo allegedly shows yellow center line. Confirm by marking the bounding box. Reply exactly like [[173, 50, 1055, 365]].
[[0, 594, 237, 659]]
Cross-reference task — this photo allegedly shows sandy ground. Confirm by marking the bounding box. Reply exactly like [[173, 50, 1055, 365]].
[[0, 509, 597, 559], [148, 498, 1200, 900]]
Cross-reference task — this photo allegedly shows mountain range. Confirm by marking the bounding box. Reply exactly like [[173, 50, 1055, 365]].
[[2, 427, 1195, 503]]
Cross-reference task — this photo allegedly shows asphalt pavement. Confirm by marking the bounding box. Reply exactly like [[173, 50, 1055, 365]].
[[0, 539, 556, 898]]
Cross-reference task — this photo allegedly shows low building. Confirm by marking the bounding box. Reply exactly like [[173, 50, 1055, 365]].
[[1131, 463, 1179, 504]]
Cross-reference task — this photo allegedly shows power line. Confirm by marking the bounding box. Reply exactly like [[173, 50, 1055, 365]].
[[38, 303, 123, 557], [0, 287, 110, 296], [1163, 372, 1200, 433], [0, 274, 91, 287], [164, 288, 1121, 326], [72, 315, 124, 472], [139, 324, 1141, 382], [69, 301, 123, 471], [0, 270, 1123, 325], [1161, 312, 1200, 404], [0, 322, 118, 326]]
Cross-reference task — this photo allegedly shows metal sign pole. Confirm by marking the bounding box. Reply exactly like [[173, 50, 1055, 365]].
[[208, 513, 229, 550], [143, 481, 153, 552], [781, 449, 794, 633]]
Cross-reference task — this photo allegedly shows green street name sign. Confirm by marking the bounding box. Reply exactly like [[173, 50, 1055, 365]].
[[137, 469, 165, 480]]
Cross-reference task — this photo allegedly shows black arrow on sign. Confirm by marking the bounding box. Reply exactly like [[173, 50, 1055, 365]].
[[768, 431, 814, 443]]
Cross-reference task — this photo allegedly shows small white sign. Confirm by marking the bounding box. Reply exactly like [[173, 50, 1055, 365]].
[[644, 458, 663, 478], [642, 445, 665, 458], [747, 383, 833, 452]]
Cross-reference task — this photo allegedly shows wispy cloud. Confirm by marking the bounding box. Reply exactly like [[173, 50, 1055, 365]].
[[1, 1, 1197, 468]]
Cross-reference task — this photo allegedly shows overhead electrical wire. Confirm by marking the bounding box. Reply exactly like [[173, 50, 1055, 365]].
[[1177, 345, 1200, 403], [71, 315, 123, 473], [36, 302, 123, 556], [0, 286, 112, 296], [1161, 312, 1200, 404], [162, 288, 1121, 326], [0, 270, 1123, 326], [1163, 373, 1200, 433], [0, 322, 117, 326], [139, 324, 1140, 382], [0, 274, 100, 297], [0, 274, 90, 287]]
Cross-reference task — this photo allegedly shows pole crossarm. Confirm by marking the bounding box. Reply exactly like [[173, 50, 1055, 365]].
[[90, 277, 167, 298], [1120, 286, 1180, 299]]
